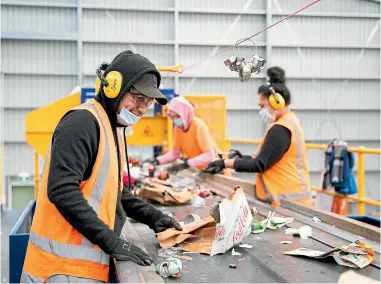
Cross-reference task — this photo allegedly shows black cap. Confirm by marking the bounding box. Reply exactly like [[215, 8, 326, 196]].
[[104, 50, 168, 105], [133, 74, 168, 105]]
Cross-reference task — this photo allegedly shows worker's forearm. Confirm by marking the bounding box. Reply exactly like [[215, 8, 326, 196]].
[[121, 189, 162, 228], [187, 149, 216, 167], [156, 149, 181, 165]]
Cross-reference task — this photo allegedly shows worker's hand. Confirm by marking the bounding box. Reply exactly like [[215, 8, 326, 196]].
[[251, 153, 257, 159], [204, 160, 225, 174], [110, 238, 153, 266], [167, 162, 189, 174], [229, 149, 243, 159], [152, 159, 160, 166], [152, 214, 183, 233]]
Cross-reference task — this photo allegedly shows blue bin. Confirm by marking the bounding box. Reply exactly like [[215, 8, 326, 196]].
[[347, 215, 380, 228], [9, 200, 36, 283]]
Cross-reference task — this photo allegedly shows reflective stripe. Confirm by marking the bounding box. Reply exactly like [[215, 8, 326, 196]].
[[86, 104, 110, 214], [21, 270, 44, 283], [283, 118, 308, 192], [30, 231, 109, 265]]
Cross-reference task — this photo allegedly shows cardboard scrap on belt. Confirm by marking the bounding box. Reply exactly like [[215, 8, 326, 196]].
[[157, 186, 253, 256], [284, 241, 375, 269], [133, 182, 193, 205]]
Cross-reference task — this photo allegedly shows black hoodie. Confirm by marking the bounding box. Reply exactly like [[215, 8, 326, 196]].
[[46, 51, 164, 254]]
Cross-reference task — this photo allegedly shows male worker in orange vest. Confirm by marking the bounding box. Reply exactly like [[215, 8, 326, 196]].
[[21, 50, 182, 283]]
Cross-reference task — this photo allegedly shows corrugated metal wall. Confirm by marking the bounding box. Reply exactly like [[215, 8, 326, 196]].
[[1, 0, 380, 209]]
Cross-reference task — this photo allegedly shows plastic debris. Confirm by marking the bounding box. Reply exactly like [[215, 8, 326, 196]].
[[232, 248, 242, 256], [184, 213, 201, 225], [252, 211, 275, 233], [285, 225, 312, 239], [251, 207, 258, 215], [178, 255, 193, 261], [239, 244, 253, 249], [312, 216, 321, 223], [156, 257, 183, 278], [158, 247, 184, 258], [229, 264, 237, 268], [280, 241, 292, 244], [238, 257, 246, 261]]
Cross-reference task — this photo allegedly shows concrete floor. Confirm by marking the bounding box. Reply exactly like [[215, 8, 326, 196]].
[[1, 208, 22, 283]]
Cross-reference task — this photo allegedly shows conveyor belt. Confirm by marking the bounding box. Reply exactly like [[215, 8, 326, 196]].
[[117, 171, 380, 283]]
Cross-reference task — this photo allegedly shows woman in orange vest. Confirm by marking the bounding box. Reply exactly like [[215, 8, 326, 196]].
[[155, 96, 219, 173], [205, 67, 313, 207], [21, 51, 182, 283]]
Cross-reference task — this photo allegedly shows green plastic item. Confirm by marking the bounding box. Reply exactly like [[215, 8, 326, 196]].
[[251, 220, 264, 231]]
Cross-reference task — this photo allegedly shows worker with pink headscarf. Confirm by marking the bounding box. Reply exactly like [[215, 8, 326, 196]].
[[154, 96, 220, 174]]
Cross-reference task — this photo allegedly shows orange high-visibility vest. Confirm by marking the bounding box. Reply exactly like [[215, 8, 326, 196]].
[[173, 117, 220, 170], [21, 99, 125, 283], [255, 112, 313, 207]]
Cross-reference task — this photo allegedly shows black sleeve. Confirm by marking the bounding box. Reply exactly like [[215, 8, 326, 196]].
[[47, 110, 119, 254], [121, 188, 162, 229], [233, 125, 292, 173]]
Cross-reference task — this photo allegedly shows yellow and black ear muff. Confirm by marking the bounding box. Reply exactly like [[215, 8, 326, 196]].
[[95, 63, 123, 99], [268, 86, 285, 110]]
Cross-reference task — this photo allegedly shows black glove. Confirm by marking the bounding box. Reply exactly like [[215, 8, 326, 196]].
[[167, 162, 189, 174], [152, 159, 160, 166], [229, 149, 243, 159], [152, 214, 183, 233], [204, 160, 225, 174], [110, 238, 153, 266]]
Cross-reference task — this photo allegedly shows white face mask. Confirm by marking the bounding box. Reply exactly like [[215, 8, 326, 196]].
[[259, 107, 275, 123], [173, 118, 184, 128], [117, 108, 141, 126]]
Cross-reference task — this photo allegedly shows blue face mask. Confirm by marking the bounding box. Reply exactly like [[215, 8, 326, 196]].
[[259, 107, 275, 123], [117, 108, 141, 126], [173, 118, 184, 128]]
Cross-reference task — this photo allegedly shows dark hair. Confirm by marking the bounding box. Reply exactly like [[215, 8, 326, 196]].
[[257, 66, 291, 105]]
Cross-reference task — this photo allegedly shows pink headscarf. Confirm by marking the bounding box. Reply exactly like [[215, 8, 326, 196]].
[[168, 96, 194, 131]]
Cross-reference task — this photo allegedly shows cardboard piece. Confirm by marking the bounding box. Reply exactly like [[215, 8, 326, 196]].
[[157, 186, 253, 256], [133, 182, 193, 205]]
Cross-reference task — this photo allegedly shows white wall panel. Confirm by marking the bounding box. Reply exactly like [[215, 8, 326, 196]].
[[288, 79, 380, 110], [83, 43, 174, 74], [298, 110, 380, 141], [179, 45, 266, 77], [180, 78, 263, 109], [82, 0, 174, 8], [270, 16, 380, 46], [83, 9, 174, 41], [3, 109, 31, 142], [4, 75, 77, 108], [179, 0, 265, 10], [227, 110, 263, 140], [178, 13, 265, 43], [272, 47, 380, 78], [1, 40, 77, 74], [3, 143, 34, 176], [1, 6, 77, 36], [3, 0, 77, 5], [273, 0, 380, 13]]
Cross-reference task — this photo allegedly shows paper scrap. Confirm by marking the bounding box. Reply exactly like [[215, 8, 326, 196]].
[[280, 241, 292, 244], [238, 257, 246, 261], [232, 248, 242, 256], [284, 241, 375, 269], [178, 255, 193, 261], [312, 217, 321, 223], [239, 244, 253, 249]]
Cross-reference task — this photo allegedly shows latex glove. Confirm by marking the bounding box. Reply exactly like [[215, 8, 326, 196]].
[[152, 215, 183, 233], [167, 162, 189, 174], [110, 238, 153, 266], [204, 160, 225, 174]]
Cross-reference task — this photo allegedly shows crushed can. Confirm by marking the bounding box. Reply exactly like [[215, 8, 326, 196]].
[[156, 257, 183, 278]]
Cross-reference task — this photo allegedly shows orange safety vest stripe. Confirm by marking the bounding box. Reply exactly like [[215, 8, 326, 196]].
[[173, 117, 219, 170], [22, 100, 124, 282], [255, 112, 313, 207]]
